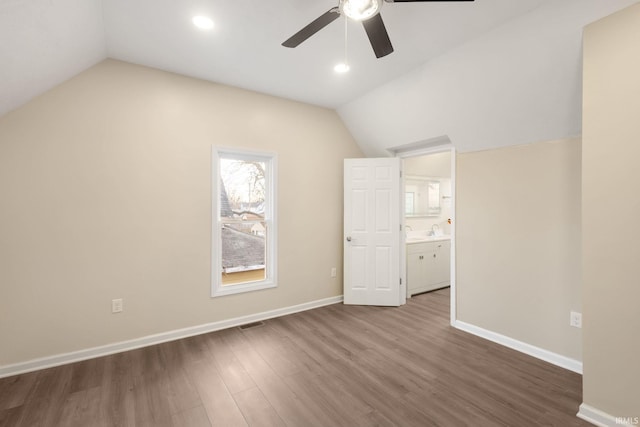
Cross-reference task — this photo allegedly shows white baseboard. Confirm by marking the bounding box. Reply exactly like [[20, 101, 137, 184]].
[[0, 295, 343, 379], [453, 320, 583, 374], [577, 403, 638, 427]]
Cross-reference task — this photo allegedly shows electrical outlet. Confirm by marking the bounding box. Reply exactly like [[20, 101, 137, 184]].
[[331, 267, 337, 278], [112, 298, 123, 313], [570, 311, 582, 328]]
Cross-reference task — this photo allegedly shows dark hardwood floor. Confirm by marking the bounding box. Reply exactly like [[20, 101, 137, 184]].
[[0, 288, 589, 426]]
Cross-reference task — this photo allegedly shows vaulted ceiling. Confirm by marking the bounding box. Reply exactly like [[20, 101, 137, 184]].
[[1, 0, 637, 154], [2, 0, 547, 117]]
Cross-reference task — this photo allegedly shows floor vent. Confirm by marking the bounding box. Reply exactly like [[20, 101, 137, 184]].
[[238, 321, 265, 331]]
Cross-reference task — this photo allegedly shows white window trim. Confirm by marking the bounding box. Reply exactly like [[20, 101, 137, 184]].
[[211, 146, 277, 297]]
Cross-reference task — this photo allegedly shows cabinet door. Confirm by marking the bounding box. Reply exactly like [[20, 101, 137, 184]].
[[430, 241, 450, 285], [419, 241, 450, 291], [407, 252, 426, 293]]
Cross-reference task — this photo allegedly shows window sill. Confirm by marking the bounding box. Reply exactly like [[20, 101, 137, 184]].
[[211, 279, 276, 298]]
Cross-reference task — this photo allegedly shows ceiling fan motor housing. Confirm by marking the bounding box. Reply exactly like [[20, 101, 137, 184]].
[[340, 0, 383, 21]]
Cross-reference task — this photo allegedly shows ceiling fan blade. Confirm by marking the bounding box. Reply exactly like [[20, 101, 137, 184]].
[[282, 7, 341, 48], [362, 14, 394, 58]]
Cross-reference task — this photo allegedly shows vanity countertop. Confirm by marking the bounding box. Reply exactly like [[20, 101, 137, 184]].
[[406, 234, 451, 244]]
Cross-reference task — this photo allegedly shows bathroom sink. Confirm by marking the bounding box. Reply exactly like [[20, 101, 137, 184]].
[[406, 234, 451, 243]]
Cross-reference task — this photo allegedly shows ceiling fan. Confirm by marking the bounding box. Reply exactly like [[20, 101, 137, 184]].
[[282, 0, 474, 59]]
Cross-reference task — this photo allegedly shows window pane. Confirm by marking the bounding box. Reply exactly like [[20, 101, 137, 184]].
[[221, 221, 267, 286], [220, 158, 266, 221]]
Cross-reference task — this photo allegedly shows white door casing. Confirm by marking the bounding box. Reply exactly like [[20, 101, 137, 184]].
[[344, 158, 401, 306]]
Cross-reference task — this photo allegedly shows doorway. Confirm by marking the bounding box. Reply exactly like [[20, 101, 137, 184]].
[[398, 146, 456, 325], [341, 144, 456, 321]]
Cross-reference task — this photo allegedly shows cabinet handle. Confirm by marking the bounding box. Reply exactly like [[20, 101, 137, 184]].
[[433, 254, 437, 258]]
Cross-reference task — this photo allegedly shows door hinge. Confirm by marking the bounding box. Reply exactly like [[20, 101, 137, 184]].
[[400, 278, 402, 285]]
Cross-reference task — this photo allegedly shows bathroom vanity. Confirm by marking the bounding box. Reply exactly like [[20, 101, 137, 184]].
[[406, 235, 451, 296]]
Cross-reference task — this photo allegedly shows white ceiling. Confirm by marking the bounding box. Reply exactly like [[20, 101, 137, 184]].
[[1, 0, 551, 118], [0, 0, 106, 118], [102, 0, 551, 109], [338, 0, 640, 155]]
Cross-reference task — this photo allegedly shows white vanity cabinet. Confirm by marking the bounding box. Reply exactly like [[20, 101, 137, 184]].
[[407, 239, 450, 296]]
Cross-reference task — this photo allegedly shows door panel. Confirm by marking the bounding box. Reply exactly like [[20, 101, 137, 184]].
[[351, 246, 367, 290], [375, 247, 392, 290], [351, 189, 367, 232], [375, 189, 392, 231]]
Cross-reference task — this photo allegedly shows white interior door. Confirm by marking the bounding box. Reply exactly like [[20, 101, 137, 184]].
[[344, 158, 401, 306]]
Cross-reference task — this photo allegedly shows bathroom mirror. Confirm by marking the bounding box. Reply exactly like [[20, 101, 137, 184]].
[[405, 176, 441, 217]]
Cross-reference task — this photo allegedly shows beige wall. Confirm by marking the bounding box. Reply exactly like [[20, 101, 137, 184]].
[[0, 59, 363, 366], [457, 138, 582, 361], [582, 3, 640, 418]]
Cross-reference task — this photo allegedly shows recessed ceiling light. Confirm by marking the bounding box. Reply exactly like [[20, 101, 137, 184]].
[[192, 15, 214, 30], [334, 63, 350, 73]]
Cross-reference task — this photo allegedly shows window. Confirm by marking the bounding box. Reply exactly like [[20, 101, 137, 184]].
[[212, 148, 277, 297], [405, 192, 415, 215]]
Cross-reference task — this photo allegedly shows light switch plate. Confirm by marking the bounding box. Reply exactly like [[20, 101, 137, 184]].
[[112, 298, 123, 313]]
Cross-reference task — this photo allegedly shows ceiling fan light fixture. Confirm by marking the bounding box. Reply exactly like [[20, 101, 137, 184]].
[[341, 0, 382, 21]]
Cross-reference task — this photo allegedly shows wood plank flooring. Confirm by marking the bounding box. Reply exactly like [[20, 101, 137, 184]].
[[0, 288, 589, 426]]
